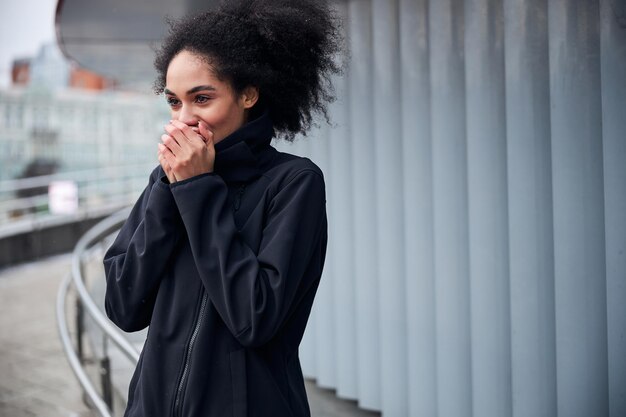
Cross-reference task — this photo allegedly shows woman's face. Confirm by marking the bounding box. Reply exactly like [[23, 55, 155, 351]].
[[164, 50, 256, 144]]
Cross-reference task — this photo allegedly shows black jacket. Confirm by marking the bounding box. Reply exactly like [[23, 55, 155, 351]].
[[103, 113, 328, 417]]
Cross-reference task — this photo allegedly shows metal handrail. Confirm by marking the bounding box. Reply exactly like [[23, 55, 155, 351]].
[[57, 207, 139, 417], [0, 163, 152, 193], [70, 207, 140, 363], [57, 273, 114, 417]]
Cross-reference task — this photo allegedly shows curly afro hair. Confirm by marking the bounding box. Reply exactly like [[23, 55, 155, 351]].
[[153, 0, 343, 141]]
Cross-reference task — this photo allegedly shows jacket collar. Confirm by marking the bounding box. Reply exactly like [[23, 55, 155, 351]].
[[213, 111, 275, 183]]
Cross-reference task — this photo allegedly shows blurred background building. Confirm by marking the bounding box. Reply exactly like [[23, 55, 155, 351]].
[[0, 41, 168, 232], [1, 42, 166, 181], [0, 84, 164, 183], [1, 1, 624, 417]]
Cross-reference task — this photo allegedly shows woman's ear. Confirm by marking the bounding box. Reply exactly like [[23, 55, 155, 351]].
[[241, 86, 259, 109]]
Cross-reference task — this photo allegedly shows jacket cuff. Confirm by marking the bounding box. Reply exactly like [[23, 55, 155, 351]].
[[170, 173, 222, 215], [170, 172, 213, 188], [149, 176, 178, 215]]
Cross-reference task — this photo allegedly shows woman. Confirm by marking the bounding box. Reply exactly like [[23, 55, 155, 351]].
[[103, 1, 342, 415]]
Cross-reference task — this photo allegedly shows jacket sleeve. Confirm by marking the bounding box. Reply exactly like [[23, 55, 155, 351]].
[[170, 168, 327, 347], [103, 167, 182, 332]]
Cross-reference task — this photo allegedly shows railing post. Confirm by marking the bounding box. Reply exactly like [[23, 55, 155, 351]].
[[100, 355, 114, 411], [101, 334, 114, 411], [75, 296, 84, 363]]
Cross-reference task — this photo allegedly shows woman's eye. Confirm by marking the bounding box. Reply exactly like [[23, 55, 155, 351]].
[[166, 97, 180, 107], [195, 95, 211, 104]]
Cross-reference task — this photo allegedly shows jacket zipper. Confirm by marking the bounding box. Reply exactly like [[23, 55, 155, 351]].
[[173, 184, 246, 415], [173, 290, 208, 417]]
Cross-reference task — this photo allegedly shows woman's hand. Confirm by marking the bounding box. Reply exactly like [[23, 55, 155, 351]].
[[158, 120, 215, 183], [157, 143, 177, 183]]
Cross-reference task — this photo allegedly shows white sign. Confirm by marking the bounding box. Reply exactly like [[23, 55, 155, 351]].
[[49, 180, 79, 214]]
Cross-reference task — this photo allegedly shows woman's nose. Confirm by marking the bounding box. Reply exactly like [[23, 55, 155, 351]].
[[177, 106, 198, 126]]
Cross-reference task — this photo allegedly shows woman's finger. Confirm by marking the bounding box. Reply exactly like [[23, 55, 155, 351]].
[[162, 145, 178, 171], [161, 134, 182, 155], [168, 120, 203, 146], [164, 124, 191, 153], [198, 121, 214, 146], [158, 144, 177, 183]]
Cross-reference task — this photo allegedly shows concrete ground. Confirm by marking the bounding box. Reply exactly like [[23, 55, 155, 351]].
[[0, 254, 95, 417], [0, 255, 380, 417]]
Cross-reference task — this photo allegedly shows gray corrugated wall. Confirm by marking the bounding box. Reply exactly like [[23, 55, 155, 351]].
[[276, 1, 626, 416]]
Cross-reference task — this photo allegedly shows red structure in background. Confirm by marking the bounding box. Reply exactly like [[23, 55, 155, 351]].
[[10, 58, 115, 91], [69, 66, 116, 90], [11, 58, 31, 86]]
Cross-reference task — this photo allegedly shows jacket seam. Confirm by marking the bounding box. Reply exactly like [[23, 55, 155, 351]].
[[281, 168, 323, 188]]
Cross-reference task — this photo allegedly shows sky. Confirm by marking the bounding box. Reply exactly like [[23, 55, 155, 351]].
[[0, 0, 58, 87]]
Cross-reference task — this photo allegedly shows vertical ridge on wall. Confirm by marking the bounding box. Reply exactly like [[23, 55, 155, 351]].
[[347, 0, 380, 410], [549, 2, 608, 417], [465, 1, 512, 417], [503, 1, 557, 417], [327, 0, 357, 401], [399, 0, 437, 416], [600, 1, 626, 416], [309, 122, 337, 389], [371, 0, 407, 415], [429, 1, 472, 416]]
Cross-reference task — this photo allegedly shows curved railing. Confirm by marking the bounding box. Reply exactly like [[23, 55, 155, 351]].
[[56, 208, 137, 417]]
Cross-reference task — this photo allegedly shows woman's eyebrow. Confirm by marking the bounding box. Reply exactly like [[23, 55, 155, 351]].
[[163, 85, 216, 96], [187, 85, 216, 95]]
